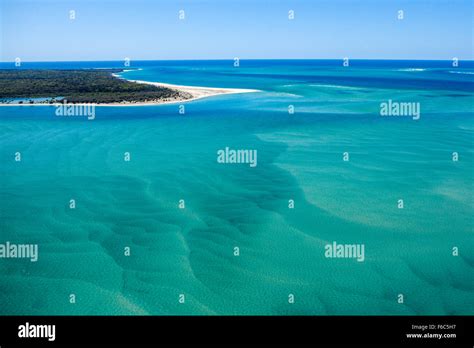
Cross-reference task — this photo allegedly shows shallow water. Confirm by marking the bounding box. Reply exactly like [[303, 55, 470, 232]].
[[0, 60, 473, 314]]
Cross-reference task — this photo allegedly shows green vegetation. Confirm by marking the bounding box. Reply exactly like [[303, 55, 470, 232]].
[[0, 69, 192, 103]]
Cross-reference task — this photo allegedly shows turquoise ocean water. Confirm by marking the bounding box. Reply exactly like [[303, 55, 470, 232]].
[[0, 60, 473, 315]]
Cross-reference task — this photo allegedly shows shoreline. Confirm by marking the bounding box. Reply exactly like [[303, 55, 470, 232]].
[[0, 74, 260, 107]]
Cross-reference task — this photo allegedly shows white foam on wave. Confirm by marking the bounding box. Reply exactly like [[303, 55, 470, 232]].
[[112, 68, 143, 78], [448, 70, 474, 75], [309, 84, 363, 90], [397, 68, 426, 72]]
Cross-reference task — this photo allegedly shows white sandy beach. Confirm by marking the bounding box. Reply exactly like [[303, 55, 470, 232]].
[[104, 78, 259, 106]]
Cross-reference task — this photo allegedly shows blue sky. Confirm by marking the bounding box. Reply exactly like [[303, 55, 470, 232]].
[[0, 0, 472, 61]]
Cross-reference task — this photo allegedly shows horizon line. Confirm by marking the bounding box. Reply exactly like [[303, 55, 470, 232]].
[[1, 58, 473, 64]]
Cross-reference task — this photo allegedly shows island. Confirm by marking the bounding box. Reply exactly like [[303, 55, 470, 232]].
[[0, 69, 258, 106]]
